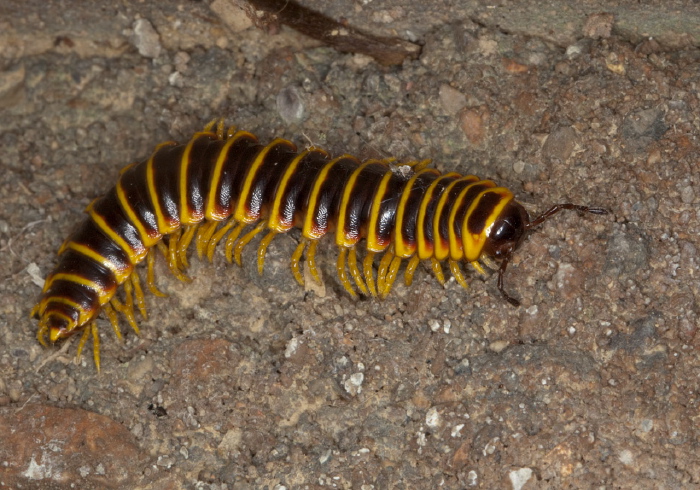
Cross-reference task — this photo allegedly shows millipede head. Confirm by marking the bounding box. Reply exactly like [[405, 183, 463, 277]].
[[484, 201, 609, 307]]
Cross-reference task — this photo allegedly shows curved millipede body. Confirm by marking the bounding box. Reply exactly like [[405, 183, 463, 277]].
[[32, 120, 608, 370]]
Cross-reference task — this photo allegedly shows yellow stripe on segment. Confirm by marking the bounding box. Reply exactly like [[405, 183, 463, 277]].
[[394, 168, 439, 258], [146, 146, 178, 234], [416, 173, 460, 260], [461, 188, 514, 262], [45, 273, 114, 306], [65, 242, 131, 283], [38, 295, 81, 318], [234, 139, 297, 224], [204, 131, 257, 220], [88, 207, 146, 263], [432, 176, 479, 261], [302, 156, 355, 239], [366, 169, 394, 253], [447, 180, 494, 261], [268, 148, 328, 232], [336, 161, 380, 248], [179, 133, 213, 225], [116, 181, 161, 248]]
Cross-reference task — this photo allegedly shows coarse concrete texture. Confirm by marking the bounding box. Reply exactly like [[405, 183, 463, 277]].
[[1, 0, 699, 488]]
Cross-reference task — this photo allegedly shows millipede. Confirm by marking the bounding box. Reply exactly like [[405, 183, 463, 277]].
[[32, 119, 608, 370]]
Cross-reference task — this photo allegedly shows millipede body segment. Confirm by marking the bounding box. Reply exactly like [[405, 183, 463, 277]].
[[32, 120, 608, 370]]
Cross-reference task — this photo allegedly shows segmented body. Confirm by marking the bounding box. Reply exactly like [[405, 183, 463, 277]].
[[33, 120, 607, 370]]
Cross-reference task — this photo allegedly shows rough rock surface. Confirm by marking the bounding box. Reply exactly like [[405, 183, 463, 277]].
[[1, 0, 699, 488]]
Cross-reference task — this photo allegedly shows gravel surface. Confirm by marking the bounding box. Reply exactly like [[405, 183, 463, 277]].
[[1, 0, 699, 488]]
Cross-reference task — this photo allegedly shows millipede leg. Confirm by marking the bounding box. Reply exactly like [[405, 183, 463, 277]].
[[130, 272, 148, 319], [195, 220, 219, 258], [377, 250, 394, 296], [449, 259, 469, 289], [381, 256, 402, 299], [123, 278, 134, 311], [167, 230, 191, 283], [111, 295, 141, 337], [347, 247, 368, 295], [431, 258, 446, 285], [470, 260, 486, 275], [156, 240, 169, 258], [363, 251, 377, 297], [146, 248, 167, 297], [224, 222, 246, 263], [233, 221, 267, 266], [203, 118, 221, 133], [76, 323, 92, 366], [291, 238, 307, 286], [257, 230, 277, 275], [336, 248, 358, 298], [404, 255, 420, 286], [208, 219, 236, 262], [178, 225, 198, 268], [120, 279, 142, 336], [405, 158, 432, 171], [103, 302, 123, 341], [91, 322, 101, 372], [307, 240, 321, 284]]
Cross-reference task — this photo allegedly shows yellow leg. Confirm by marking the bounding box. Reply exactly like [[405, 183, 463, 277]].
[[103, 302, 123, 341], [76, 323, 92, 366], [111, 295, 141, 337], [381, 256, 402, 299], [431, 258, 446, 285], [91, 322, 101, 373], [130, 272, 148, 319], [178, 224, 198, 268], [290, 238, 307, 286], [377, 250, 394, 296], [156, 240, 169, 257], [203, 118, 218, 132], [307, 240, 321, 284], [123, 277, 134, 313], [449, 259, 469, 289], [233, 221, 267, 266], [167, 229, 191, 283], [257, 230, 277, 275], [195, 220, 219, 258], [405, 158, 432, 171], [347, 247, 368, 295], [413, 159, 432, 171], [224, 222, 246, 263], [147, 248, 167, 297], [208, 219, 236, 262], [471, 260, 487, 275], [404, 255, 420, 286], [363, 251, 377, 297], [336, 247, 358, 298]]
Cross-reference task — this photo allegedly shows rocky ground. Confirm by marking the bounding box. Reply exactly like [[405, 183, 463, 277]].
[[0, 0, 699, 488]]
